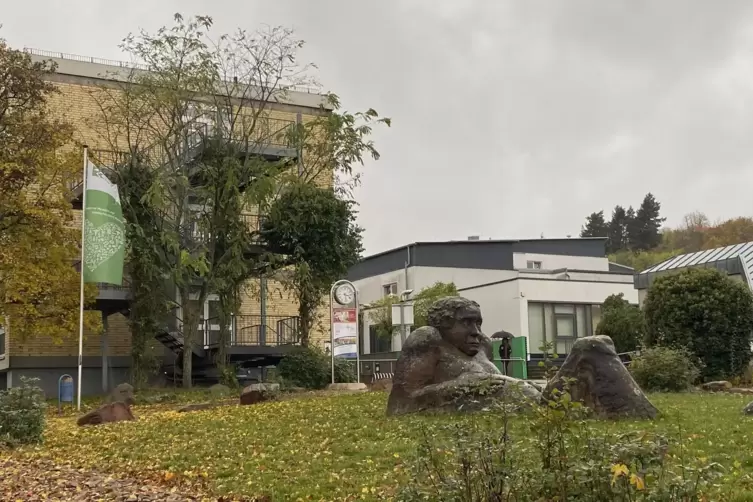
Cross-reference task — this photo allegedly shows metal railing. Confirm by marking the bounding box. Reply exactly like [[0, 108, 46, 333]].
[[23, 47, 322, 94], [233, 314, 301, 346]]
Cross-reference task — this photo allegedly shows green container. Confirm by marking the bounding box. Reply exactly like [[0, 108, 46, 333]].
[[491, 337, 528, 379]]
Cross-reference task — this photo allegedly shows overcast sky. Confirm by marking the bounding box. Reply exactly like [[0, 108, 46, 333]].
[[4, 1, 753, 255]]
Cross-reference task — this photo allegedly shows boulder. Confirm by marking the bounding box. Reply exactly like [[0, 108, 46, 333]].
[[743, 401, 753, 416], [729, 387, 753, 395], [542, 335, 658, 420], [108, 382, 135, 405], [326, 382, 368, 391], [77, 402, 136, 427], [177, 402, 214, 413], [209, 383, 231, 398], [701, 381, 732, 392], [240, 383, 279, 405], [371, 379, 393, 392]]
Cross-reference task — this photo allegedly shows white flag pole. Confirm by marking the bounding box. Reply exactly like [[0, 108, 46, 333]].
[[77, 145, 89, 411]]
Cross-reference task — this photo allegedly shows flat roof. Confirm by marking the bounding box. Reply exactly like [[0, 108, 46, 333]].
[[348, 237, 608, 281], [360, 237, 607, 263], [24, 47, 331, 111], [634, 241, 753, 289]]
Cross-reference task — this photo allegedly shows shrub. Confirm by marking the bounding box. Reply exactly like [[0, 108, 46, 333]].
[[643, 268, 753, 381], [629, 347, 700, 392], [595, 293, 646, 353], [401, 384, 722, 501], [0, 377, 46, 447], [277, 346, 357, 389]]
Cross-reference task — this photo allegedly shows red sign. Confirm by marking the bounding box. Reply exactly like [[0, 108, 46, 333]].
[[333, 308, 356, 323]]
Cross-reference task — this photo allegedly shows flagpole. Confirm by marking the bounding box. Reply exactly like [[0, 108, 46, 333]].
[[77, 145, 89, 411]]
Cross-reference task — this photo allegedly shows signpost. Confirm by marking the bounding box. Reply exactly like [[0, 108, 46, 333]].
[[58, 374, 74, 415], [330, 279, 360, 384]]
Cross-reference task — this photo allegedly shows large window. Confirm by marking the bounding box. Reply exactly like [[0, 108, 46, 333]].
[[369, 325, 392, 353], [527, 302, 601, 356]]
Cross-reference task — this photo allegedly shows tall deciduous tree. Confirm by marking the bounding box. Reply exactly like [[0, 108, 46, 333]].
[[580, 210, 608, 238], [0, 39, 99, 341], [262, 182, 364, 345], [90, 14, 317, 386]]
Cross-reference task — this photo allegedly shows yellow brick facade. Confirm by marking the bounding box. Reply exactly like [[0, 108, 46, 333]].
[[11, 68, 334, 358]]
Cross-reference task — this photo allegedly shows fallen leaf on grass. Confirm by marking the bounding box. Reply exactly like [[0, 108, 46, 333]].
[[0, 457, 254, 501]]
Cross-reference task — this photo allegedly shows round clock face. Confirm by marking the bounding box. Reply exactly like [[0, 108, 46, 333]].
[[334, 283, 356, 305]]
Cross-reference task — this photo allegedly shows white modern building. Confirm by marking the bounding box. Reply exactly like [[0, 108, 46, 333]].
[[348, 237, 637, 361], [634, 241, 753, 305]]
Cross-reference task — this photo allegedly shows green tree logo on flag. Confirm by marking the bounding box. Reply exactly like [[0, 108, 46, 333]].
[[83, 161, 125, 285]]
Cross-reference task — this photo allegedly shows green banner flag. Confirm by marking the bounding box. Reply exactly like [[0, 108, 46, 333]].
[[83, 160, 125, 285]]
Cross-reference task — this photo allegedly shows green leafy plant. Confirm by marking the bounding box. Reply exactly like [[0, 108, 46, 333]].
[[0, 377, 46, 448], [643, 268, 753, 381], [629, 346, 701, 392], [277, 345, 355, 389], [368, 282, 459, 340], [596, 293, 646, 353]]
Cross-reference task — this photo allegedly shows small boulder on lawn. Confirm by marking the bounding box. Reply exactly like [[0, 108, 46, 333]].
[[744, 401, 753, 416], [240, 383, 279, 405], [370, 379, 393, 392], [108, 382, 135, 405], [701, 381, 732, 392], [77, 402, 136, 427], [209, 383, 231, 398], [542, 335, 658, 420]]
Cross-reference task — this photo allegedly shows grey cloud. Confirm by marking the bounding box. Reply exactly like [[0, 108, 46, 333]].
[[3, 0, 753, 253]]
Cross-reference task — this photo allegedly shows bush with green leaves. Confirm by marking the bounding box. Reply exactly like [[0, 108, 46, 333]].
[[0, 377, 46, 447], [277, 346, 355, 389], [401, 384, 723, 501], [595, 293, 646, 353], [643, 268, 753, 381], [629, 346, 700, 392]]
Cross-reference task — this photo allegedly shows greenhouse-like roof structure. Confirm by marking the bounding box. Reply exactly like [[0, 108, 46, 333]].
[[634, 241, 753, 290]]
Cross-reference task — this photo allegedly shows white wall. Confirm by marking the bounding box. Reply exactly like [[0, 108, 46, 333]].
[[414, 266, 518, 290], [519, 276, 637, 304], [513, 252, 609, 272], [352, 269, 412, 306], [462, 280, 523, 338]]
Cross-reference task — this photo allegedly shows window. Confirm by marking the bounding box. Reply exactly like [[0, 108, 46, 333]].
[[382, 283, 398, 297], [527, 260, 543, 269], [527, 302, 601, 356], [369, 325, 392, 353]]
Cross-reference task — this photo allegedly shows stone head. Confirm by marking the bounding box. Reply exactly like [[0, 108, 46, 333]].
[[427, 296, 484, 356]]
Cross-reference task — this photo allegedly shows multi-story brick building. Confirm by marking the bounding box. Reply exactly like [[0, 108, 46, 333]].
[[0, 48, 334, 396]]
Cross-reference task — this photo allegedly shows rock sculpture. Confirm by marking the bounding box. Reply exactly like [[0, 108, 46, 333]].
[[240, 383, 279, 405], [108, 382, 135, 405], [386, 297, 541, 416], [542, 335, 658, 419], [77, 402, 136, 426]]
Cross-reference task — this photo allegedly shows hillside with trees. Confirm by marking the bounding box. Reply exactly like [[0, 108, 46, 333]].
[[579, 194, 753, 271]]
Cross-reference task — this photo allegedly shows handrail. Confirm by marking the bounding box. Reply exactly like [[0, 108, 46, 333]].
[[23, 47, 322, 94]]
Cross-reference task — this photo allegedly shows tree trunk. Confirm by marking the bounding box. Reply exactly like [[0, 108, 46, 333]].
[[180, 289, 201, 388], [299, 298, 313, 347]]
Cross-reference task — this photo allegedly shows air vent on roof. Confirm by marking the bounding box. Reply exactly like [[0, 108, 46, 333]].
[[468, 236, 480, 241]]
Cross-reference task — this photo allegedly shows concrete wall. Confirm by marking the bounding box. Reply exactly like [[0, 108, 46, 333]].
[[461, 279, 523, 337], [5, 356, 131, 397]]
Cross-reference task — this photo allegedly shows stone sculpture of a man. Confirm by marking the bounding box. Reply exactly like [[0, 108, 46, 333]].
[[386, 296, 540, 416]]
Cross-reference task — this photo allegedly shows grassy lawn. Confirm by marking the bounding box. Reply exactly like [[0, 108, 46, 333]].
[[4, 391, 753, 500]]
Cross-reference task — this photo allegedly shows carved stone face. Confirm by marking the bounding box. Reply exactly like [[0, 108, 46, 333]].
[[442, 305, 484, 356]]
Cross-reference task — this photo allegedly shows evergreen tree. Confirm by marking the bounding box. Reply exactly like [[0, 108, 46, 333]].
[[607, 205, 629, 253], [632, 193, 665, 250], [580, 210, 609, 238], [625, 206, 641, 250]]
